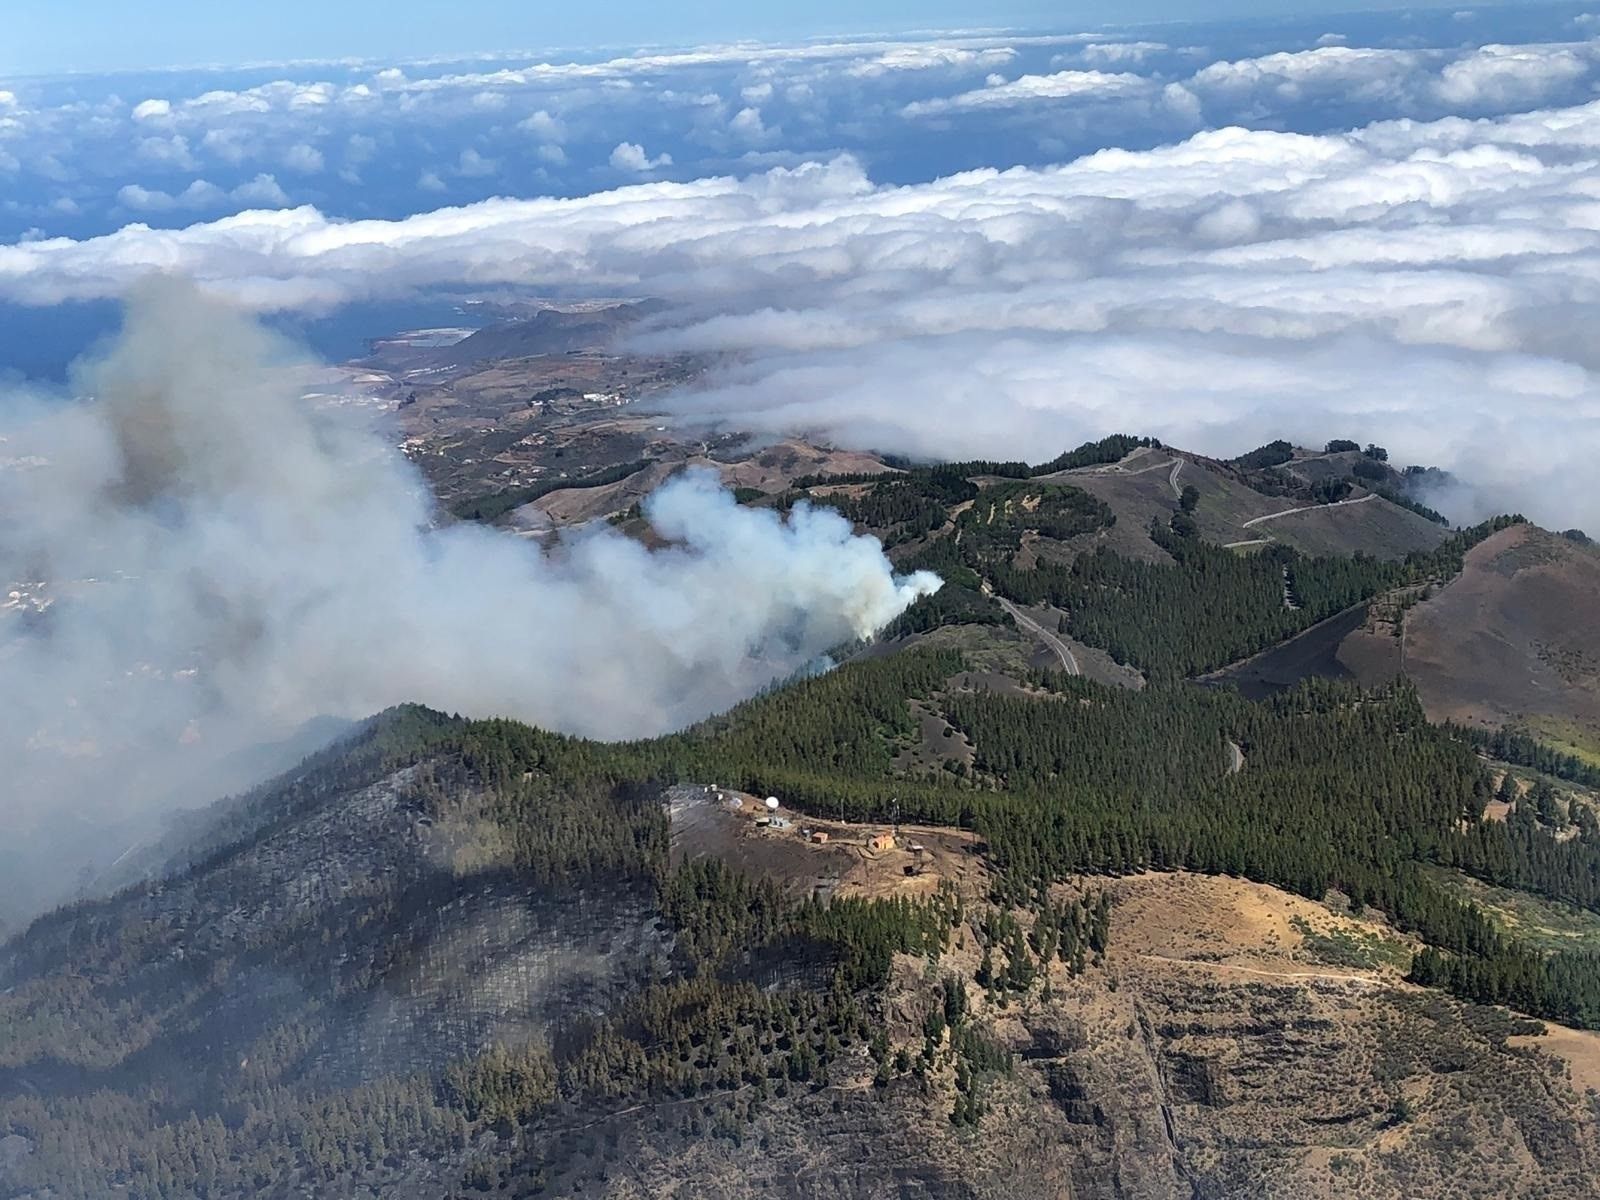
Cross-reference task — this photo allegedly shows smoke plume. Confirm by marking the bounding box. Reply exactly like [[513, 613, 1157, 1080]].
[[0, 280, 938, 924]]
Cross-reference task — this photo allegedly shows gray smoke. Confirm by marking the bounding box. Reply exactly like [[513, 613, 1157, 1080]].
[[0, 280, 938, 925]]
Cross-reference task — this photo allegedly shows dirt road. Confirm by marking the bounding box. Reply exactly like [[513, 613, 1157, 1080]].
[[1242, 492, 1377, 529], [1138, 953, 1385, 988]]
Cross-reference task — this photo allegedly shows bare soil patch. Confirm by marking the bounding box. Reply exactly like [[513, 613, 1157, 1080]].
[[1356, 525, 1600, 747]]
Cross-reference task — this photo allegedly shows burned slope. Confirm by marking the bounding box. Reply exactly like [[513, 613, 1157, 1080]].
[[0, 709, 678, 1196], [1342, 524, 1600, 757]]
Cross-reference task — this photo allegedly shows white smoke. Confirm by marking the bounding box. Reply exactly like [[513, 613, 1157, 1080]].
[[0, 280, 938, 921]]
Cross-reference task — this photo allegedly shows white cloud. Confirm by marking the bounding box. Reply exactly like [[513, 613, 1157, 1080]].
[[1189, 45, 1424, 107], [1433, 43, 1592, 109], [730, 106, 768, 140], [609, 141, 672, 171], [131, 98, 172, 121], [116, 183, 176, 212], [518, 109, 565, 141], [136, 134, 197, 170], [200, 128, 252, 164], [117, 174, 288, 212], [282, 142, 325, 173], [846, 45, 1016, 77], [1185, 40, 1600, 120], [904, 70, 1153, 116], [231, 174, 290, 207], [456, 147, 497, 177], [9, 29, 1600, 534], [1072, 42, 1169, 66]]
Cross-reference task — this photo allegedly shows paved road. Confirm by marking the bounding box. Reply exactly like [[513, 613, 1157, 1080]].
[[1242, 492, 1377, 529], [996, 596, 1080, 675]]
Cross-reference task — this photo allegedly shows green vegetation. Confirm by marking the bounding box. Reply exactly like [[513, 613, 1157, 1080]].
[[1446, 724, 1600, 788], [1233, 440, 1295, 470], [1372, 483, 1449, 526], [791, 434, 1153, 493], [17, 622, 1600, 1196], [1289, 915, 1412, 971], [1429, 870, 1600, 956], [0, 415, 1590, 1198], [988, 516, 1522, 680]]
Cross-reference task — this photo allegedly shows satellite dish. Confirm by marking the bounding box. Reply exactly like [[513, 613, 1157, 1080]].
[[765, 796, 780, 811]]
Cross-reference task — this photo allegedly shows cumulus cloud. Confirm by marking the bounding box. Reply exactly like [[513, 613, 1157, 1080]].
[[282, 142, 325, 173], [610, 140, 672, 171], [231, 173, 291, 206], [136, 134, 198, 170], [519, 109, 565, 141], [729, 106, 768, 140], [10, 21, 1600, 248], [1185, 40, 1600, 121], [116, 173, 288, 213], [131, 98, 172, 121], [1069, 42, 1170, 66], [904, 69, 1152, 115], [456, 147, 498, 176], [846, 45, 1017, 77], [1433, 42, 1592, 108], [0, 281, 936, 920]]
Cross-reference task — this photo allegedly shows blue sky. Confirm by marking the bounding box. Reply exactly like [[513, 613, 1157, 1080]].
[[1, 0, 1555, 75]]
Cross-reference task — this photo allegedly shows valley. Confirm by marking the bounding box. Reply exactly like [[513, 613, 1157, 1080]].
[[4, 302, 1600, 1200]]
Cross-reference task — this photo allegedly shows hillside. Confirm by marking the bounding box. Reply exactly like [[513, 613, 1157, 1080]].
[[7, 629, 1600, 1197], [1341, 525, 1600, 758], [6, 417, 1600, 1198]]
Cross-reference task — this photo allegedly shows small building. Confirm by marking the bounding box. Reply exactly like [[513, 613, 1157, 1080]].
[[868, 832, 896, 852], [811, 831, 830, 845], [769, 816, 792, 830]]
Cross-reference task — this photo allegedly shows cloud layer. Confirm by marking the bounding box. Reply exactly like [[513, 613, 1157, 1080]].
[[6, 10, 1600, 244], [5, 84, 1600, 531]]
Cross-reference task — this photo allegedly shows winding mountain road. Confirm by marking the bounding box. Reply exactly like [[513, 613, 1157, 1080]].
[[1242, 492, 1377, 529], [995, 596, 1080, 675]]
